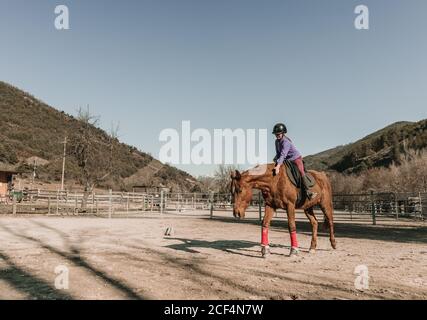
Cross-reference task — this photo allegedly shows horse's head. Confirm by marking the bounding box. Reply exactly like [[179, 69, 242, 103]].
[[230, 170, 253, 219]]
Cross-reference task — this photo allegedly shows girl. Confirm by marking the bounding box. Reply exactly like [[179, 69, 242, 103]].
[[272, 123, 317, 200]]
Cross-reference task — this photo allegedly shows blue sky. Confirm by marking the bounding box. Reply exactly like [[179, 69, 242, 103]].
[[1, 0, 426, 176]]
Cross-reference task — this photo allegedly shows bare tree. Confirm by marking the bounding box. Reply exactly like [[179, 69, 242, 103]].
[[70, 106, 118, 210], [329, 150, 427, 194], [196, 165, 240, 193], [197, 164, 241, 193]]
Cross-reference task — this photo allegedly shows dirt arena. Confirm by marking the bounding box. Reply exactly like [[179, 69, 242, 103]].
[[0, 211, 426, 300]]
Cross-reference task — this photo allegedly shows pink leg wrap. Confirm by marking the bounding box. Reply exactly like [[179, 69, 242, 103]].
[[290, 231, 298, 248], [261, 227, 269, 246]]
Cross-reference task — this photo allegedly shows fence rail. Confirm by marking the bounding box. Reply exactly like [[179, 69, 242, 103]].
[[0, 189, 425, 222], [332, 191, 426, 221]]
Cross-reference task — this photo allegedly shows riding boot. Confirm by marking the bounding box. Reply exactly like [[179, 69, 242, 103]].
[[302, 175, 317, 200]]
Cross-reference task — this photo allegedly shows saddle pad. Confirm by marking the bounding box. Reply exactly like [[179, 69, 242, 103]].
[[284, 160, 316, 188]]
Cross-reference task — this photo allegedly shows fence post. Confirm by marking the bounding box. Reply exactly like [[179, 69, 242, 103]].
[[126, 192, 129, 214], [394, 193, 399, 220], [56, 192, 59, 214], [109, 189, 112, 219], [210, 192, 214, 219], [48, 196, 51, 215], [91, 192, 94, 214], [12, 194, 17, 215], [370, 190, 376, 225], [258, 192, 262, 222], [176, 193, 180, 212], [160, 190, 164, 214]]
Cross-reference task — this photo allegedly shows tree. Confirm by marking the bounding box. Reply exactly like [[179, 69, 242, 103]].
[[214, 164, 240, 194], [196, 164, 241, 193], [69, 106, 118, 210]]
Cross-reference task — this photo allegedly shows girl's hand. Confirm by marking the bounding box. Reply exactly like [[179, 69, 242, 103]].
[[274, 165, 280, 174]]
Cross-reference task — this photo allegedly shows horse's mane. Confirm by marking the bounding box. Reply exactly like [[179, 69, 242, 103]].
[[241, 163, 275, 179], [231, 163, 276, 193]]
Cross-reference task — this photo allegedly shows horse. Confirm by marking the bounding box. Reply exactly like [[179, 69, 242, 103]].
[[230, 163, 336, 257]]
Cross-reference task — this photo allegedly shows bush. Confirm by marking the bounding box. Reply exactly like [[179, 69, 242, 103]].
[[329, 150, 427, 193]]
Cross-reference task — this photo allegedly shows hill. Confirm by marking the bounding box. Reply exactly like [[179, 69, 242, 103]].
[[0, 81, 199, 192], [304, 119, 427, 173]]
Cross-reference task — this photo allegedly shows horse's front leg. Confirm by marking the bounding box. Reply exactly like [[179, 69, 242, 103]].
[[261, 205, 275, 258], [286, 203, 299, 256]]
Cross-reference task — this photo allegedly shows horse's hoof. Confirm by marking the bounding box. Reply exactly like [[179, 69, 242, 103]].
[[331, 241, 337, 250], [289, 247, 299, 257], [309, 248, 316, 254], [261, 246, 270, 258]]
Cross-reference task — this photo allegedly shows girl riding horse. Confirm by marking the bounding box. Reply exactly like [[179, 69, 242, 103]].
[[272, 123, 317, 200], [230, 124, 337, 257]]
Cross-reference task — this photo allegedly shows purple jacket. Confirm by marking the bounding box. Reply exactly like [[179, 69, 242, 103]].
[[274, 137, 301, 164]]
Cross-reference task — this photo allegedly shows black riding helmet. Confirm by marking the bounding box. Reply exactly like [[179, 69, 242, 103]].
[[272, 123, 287, 135]]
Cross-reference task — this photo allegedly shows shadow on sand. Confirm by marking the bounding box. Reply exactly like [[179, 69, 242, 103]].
[[163, 237, 265, 258], [0, 221, 147, 300], [207, 216, 427, 244], [0, 251, 74, 300]]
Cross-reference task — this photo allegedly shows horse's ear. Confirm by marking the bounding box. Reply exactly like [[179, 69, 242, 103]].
[[235, 170, 241, 180]]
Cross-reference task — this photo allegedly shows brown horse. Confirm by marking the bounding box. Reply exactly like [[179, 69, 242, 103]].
[[230, 163, 336, 257]]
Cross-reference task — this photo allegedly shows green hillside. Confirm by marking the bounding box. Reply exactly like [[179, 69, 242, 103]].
[[0, 81, 198, 192], [304, 119, 427, 173]]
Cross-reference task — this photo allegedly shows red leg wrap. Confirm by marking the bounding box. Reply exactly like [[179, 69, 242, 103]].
[[261, 227, 269, 246], [290, 231, 298, 248]]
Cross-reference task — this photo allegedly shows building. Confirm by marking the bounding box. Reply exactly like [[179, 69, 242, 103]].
[[0, 164, 18, 197]]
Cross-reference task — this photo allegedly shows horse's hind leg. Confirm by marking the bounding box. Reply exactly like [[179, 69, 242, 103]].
[[320, 199, 337, 249], [304, 207, 318, 253]]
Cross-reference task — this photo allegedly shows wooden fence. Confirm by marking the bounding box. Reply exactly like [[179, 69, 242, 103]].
[[0, 189, 425, 223]]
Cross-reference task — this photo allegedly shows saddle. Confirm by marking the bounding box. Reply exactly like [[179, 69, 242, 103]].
[[283, 160, 316, 207], [283, 160, 315, 188]]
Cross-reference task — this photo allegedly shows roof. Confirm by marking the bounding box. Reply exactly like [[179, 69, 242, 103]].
[[0, 163, 19, 174], [25, 156, 49, 166]]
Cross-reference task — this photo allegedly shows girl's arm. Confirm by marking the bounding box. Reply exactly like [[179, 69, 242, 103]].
[[276, 139, 291, 165]]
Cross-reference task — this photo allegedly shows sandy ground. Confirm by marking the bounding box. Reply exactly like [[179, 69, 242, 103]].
[[0, 210, 426, 300]]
